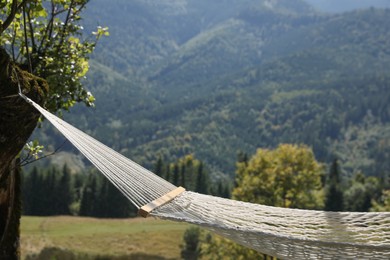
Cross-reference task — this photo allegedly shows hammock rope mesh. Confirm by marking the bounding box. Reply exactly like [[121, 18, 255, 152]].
[[21, 94, 390, 259]]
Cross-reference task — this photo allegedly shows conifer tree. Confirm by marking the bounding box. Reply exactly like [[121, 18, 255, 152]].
[[173, 164, 180, 186], [216, 180, 231, 198], [180, 164, 186, 188], [79, 175, 97, 216], [43, 167, 58, 215], [195, 162, 209, 194], [105, 179, 135, 218], [324, 159, 344, 211], [97, 176, 110, 218], [154, 156, 164, 177], [184, 157, 195, 190], [56, 164, 72, 215], [22, 167, 39, 215], [165, 165, 171, 182]]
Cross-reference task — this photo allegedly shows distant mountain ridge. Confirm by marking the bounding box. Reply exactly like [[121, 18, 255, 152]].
[[306, 0, 390, 13], [84, 0, 312, 76], [35, 0, 390, 180]]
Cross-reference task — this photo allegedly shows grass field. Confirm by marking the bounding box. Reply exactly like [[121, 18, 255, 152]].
[[21, 216, 190, 259]]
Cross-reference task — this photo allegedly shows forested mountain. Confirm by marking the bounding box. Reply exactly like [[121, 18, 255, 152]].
[[33, 0, 390, 180], [306, 0, 390, 13]]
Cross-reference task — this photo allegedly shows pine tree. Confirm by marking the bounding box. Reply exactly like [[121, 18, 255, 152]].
[[216, 180, 231, 198], [22, 167, 39, 215], [173, 164, 180, 186], [105, 179, 135, 218], [31, 170, 45, 215], [325, 159, 344, 211], [97, 176, 110, 218], [72, 173, 85, 203], [184, 157, 195, 190], [79, 175, 97, 216], [165, 165, 171, 182], [154, 156, 164, 177], [43, 167, 58, 215], [56, 164, 72, 215], [195, 162, 209, 194], [180, 164, 186, 188]]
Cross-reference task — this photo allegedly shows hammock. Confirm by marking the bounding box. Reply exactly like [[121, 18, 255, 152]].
[[21, 94, 390, 259]]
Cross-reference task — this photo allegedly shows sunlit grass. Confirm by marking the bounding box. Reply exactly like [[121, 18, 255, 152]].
[[21, 216, 190, 259]]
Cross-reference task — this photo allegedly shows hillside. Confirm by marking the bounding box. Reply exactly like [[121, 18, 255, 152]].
[[32, 1, 390, 180], [306, 0, 390, 13]]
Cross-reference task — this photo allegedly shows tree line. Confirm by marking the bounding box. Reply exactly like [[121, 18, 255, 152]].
[[22, 165, 135, 218], [22, 146, 389, 220], [153, 154, 230, 198], [21, 154, 230, 218]]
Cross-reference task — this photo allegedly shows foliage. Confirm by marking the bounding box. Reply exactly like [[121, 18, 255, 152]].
[[23, 140, 44, 160], [233, 144, 324, 209], [201, 144, 323, 259], [181, 226, 201, 260], [343, 173, 383, 212], [0, 0, 107, 112], [181, 226, 265, 260], [201, 233, 265, 260], [200, 232, 264, 260], [0, 1, 102, 257], [370, 190, 390, 212]]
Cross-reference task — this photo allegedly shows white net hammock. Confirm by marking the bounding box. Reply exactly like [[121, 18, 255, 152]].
[[22, 94, 390, 259]]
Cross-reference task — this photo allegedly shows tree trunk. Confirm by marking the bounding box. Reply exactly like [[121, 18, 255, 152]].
[[0, 158, 21, 259], [0, 47, 48, 258]]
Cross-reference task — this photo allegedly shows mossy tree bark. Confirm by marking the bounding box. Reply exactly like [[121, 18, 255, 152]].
[[0, 47, 48, 258]]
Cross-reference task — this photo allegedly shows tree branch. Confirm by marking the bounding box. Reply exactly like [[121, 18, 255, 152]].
[[0, 0, 29, 34], [20, 140, 67, 167], [22, 3, 32, 73], [26, 7, 36, 53], [38, 0, 55, 57], [56, 0, 74, 51], [0, 0, 18, 34], [11, 26, 16, 61]]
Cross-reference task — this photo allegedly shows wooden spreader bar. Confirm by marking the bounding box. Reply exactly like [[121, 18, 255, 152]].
[[138, 186, 186, 218]]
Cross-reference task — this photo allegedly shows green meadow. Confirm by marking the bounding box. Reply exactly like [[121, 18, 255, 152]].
[[21, 216, 189, 259]]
